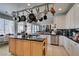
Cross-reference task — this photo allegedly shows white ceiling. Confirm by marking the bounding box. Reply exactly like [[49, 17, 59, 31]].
[[0, 3, 74, 15]]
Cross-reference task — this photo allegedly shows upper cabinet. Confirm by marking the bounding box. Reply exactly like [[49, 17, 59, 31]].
[[65, 11, 71, 29], [74, 4, 79, 28], [69, 5, 75, 28], [54, 15, 66, 29], [65, 4, 75, 29], [65, 4, 79, 29]]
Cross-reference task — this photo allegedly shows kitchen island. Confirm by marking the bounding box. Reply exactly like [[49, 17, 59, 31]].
[[9, 36, 47, 56]]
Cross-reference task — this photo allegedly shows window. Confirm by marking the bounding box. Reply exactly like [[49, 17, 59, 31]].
[[5, 19, 15, 35], [31, 24, 40, 34], [0, 18, 4, 35], [18, 22, 25, 33], [0, 18, 15, 35], [26, 23, 32, 34]]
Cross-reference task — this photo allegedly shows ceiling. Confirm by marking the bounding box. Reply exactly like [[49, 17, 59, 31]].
[[0, 3, 74, 16]]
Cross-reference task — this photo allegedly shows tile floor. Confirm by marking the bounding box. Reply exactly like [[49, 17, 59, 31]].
[[0, 44, 68, 56]]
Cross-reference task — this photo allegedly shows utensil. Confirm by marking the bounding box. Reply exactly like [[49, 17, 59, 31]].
[[17, 16, 21, 22], [39, 17, 43, 21], [21, 15, 26, 21], [28, 9, 37, 22], [43, 14, 47, 20]]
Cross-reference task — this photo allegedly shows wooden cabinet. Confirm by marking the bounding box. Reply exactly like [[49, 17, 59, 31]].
[[23, 40, 30, 56], [9, 38, 47, 56], [15, 40, 24, 56], [9, 38, 16, 55], [31, 41, 43, 56], [30, 39, 47, 56]]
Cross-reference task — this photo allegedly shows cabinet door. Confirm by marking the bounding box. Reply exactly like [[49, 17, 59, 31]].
[[31, 41, 43, 56], [75, 44, 79, 56], [71, 41, 79, 56], [63, 37, 71, 55], [59, 36, 64, 46], [74, 4, 79, 28], [16, 40, 24, 56], [9, 39, 16, 55], [23, 40, 30, 56], [65, 12, 71, 29], [69, 6, 75, 28]]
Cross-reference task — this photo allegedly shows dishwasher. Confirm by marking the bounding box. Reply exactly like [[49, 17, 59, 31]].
[[50, 35, 59, 46]]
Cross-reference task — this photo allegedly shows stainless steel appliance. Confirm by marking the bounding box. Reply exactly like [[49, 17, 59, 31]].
[[50, 35, 59, 46]]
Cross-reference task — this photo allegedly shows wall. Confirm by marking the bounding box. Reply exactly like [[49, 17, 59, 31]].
[[37, 12, 66, 29], [0, 3, 18, 20], [53, 15, 66, 29]]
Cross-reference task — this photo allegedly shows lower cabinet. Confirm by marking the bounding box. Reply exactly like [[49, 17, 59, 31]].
[[9, 38, 16, 55], [59, 36, 64, 46], [23, 40, 30, 56], [70, 40, 79, 56], [63, 37, 71, 55], [9, 38, 47, 56], [31, 41, 43, 56], [16, 40, 24, 56], [59, 36, 79, 56]]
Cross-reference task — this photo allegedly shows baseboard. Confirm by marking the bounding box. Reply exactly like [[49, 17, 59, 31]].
[[50, 44, 59, 46]]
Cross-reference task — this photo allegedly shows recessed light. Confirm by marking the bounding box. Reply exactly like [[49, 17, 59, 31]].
[[58, 8, 62, 11], [27, 3, 31, 6]]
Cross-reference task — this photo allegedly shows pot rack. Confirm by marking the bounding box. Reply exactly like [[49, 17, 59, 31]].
[[12, 3, 54, 16]]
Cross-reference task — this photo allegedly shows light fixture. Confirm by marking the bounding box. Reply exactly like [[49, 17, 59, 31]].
[[58, 8, 62, 11], [27, 3, 31, 6]]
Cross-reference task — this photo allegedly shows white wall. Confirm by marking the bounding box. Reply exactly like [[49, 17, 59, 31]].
[[0, 3, 19, 15], [53, 15, 66, 29]]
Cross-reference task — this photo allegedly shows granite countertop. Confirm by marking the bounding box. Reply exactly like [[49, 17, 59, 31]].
[[9, 36, 46, 42]]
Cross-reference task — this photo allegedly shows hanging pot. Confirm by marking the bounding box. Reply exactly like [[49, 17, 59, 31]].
[[28, 13, 37, 22], [43, 14, 47, 20], [29, 13, 36, 21], [34, 19, 38, 22], [50, 7, 56, 16], [14, 17, 17, 20], [17, 16, 21, 22], [27, 19, 33, 23], [39, 17, 43, 22], [21, 15, 26, 21]]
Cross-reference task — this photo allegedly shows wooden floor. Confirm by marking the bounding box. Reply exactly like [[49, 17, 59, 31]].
[[0, 44, 68, 56]]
